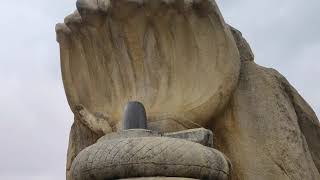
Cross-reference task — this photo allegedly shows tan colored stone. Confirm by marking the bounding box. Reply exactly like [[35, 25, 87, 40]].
[[282, 74, 320, 172], [66, 120, 100, 180], [56, 0, 240, 133], [57, 2, 240, 178], [212, 61, 320, 179], [56, 0, 320, 180], [229, 25, 254, 62]]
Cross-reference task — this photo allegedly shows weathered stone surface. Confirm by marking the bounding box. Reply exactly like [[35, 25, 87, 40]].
[[71, 136, 230, 180], [56, 0, 320, 180], [282, 76, 320, 173], [165, 128, 214, 148], [229, 25, 254, 62], [97, 128, 214, 148], [56, 0, 240, 133], [212, 61, 320, 179], [97, 129, 161, 142], [74, 104, 113, 136], [66, 120, 101, 180]]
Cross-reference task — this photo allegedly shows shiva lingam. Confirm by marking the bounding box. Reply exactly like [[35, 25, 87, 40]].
[[70, 102, 230, 180], [57, 0, 320, 179]]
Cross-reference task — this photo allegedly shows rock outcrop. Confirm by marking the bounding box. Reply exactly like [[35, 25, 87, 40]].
[[212, 62, 320, 179], [56, 0, 320, 179]]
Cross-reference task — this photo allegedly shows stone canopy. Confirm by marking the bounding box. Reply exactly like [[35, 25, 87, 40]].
[[56, 0, 320, 179]]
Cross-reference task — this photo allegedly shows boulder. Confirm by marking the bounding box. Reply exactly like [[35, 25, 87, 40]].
[[212, 61, 320, 179]]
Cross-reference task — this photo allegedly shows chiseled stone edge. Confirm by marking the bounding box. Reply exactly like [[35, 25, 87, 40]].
[[55, 0, 226, 42], [97, 128, 214, 148], [164, 128, 214, 148]]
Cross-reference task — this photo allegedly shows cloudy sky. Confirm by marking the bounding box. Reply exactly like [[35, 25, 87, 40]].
[[0, 0, 319, 179]]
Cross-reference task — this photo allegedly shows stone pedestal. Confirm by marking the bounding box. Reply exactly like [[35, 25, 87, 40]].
[[71, 129, 230, 180]]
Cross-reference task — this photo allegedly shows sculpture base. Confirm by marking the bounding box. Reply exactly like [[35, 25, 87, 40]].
[[71, 129, 230, 180]]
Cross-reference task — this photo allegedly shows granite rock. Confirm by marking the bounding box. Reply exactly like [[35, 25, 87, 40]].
[[56, 0, 320, 180], [212, 62, 320, 179]]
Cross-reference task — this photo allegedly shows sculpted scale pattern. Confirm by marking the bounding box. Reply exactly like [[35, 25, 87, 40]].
[[55, 0, 320, 179]]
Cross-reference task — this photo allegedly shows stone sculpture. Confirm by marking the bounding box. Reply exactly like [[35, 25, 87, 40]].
[[70, 102, 230, 179], [56, 0, 320, 179], [71, 127, 230, 179]]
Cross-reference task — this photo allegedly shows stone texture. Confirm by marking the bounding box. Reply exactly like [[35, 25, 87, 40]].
[[66, 120, 101, 180], [56, 0, 241, 134], [283, 77, 320, 173], [97, 128, 214, 148], [55, 0, 320, 180], [71, 136, 229, 180], [212, 61, 320, 179], [165, 128, 214, 148], [229, 25, 254, 62], [97, 129, 161, 142]]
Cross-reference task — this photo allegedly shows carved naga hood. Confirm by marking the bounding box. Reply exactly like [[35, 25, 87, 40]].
[[56, 0, 240, 132]]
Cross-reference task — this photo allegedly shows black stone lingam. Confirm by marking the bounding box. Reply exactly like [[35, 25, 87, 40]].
[[71, 101, 230, 180], [122, 101, 147, 130]]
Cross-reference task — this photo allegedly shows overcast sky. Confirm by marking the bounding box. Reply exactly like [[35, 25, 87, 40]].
[[0, 0, 319, 179]]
